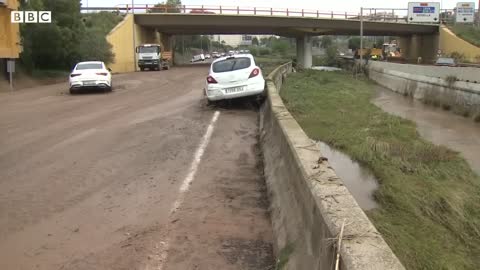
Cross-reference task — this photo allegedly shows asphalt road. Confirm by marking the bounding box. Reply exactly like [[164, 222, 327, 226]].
[[0, 67, 274, 270]]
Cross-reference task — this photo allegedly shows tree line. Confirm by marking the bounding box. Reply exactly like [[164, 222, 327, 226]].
[[19, 0, 122, 71]]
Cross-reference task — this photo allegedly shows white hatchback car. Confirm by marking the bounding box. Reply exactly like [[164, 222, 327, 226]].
[[205, 54, 265, 103], [69, 61, 112, 94]]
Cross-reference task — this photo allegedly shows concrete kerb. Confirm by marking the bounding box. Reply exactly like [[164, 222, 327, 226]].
[[261, 63, 405, 270]]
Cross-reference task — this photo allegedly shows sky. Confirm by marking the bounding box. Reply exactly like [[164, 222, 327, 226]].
[[81, 0, 468, 13]]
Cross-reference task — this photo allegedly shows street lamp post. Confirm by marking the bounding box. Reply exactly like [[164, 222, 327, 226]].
[[360, 7, 364, 65]]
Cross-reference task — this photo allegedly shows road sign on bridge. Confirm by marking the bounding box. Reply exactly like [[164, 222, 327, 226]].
[[408, 2, 440, 23]]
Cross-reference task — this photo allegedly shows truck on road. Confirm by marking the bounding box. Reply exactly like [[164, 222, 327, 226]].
[[136, 44, 171, 71]]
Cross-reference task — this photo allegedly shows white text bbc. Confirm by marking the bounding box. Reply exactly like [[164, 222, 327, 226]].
[[11, 11, 52, 23]]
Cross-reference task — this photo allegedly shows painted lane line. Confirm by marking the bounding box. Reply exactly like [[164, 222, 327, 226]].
[[152, 110, 220, 270], [171, 110, 220, 214]]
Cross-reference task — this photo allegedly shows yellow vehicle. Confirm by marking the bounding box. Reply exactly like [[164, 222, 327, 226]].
[[354, 48, 383, 60], [370, 48, 383, 60], [354, 48, 370, 59]]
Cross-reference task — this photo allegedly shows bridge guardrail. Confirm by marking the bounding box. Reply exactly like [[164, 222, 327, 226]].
[[81, 5, 480, 26], [82, 5, 477, 24]]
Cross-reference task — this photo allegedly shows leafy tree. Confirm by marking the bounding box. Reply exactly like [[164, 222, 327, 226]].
[[271, 39, 289, 56], [252, 37, 259, 46], [260, 37, 270, 46], [324, 45, 338, 66], [320, 36, 333, 48], [348, 37, 361, 51], [19, 0, 116, 71], [149, 0, 182, 13], [82, 12, 124, 35], [374, 38, 384, 48]]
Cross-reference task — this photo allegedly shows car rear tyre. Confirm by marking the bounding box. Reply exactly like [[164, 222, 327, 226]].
[[207, 99, 217, 107], [69, 89, 77, 95]]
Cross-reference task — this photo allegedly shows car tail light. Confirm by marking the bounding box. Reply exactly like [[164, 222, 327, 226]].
[[249, 68, 260, 78], [207, 76, 217, 84], [96, 72, 108, 76], [70, 73, 81, 77]]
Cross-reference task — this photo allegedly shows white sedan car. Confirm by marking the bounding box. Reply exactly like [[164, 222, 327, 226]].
[[69, 61, 112, 94], [205, 54, 265, 103]]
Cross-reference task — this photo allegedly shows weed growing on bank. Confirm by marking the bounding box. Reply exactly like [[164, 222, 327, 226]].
[[280, 70, 480, 270]]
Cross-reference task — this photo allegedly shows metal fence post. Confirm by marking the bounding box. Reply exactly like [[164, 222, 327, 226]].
[[237, 6, 239, 14], [287, 8, 289, 16], [317, 10, 319, 18], [302, 9, 305, 17], [254, 7, 256, 15], [345, 12, 347, 19], [220, 6, 222, 14], [331, 11, 333, 19], [360, 7, 364, 65], [271, 7, 273, 16]]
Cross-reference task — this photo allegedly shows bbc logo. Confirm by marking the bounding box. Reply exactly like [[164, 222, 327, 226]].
[[11, 11, 52, 23]]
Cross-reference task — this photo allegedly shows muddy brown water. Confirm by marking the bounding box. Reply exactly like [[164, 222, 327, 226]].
[[373, 86, 480, 175], [316, 141, 379, 210]]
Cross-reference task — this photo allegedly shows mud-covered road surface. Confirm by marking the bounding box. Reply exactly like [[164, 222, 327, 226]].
[[0, 67, 274, 270]]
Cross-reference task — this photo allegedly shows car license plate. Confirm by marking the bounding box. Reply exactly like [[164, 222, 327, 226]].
[[225, 86, 245, 93], [83, 81, 96, 86]]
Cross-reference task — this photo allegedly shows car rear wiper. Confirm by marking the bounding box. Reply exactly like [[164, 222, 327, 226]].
[[230, 60, 238, 71]]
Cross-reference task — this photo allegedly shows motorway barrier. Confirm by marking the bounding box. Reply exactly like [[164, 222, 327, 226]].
[[260, 63, 405, 270]]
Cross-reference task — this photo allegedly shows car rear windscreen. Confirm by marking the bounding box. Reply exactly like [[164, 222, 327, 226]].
[[213, 57, 251, 73], [436, 58, 455, 65], [76, 63, 103, 70]]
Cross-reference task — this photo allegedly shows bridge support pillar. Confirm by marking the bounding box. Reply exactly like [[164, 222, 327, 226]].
[[398, 34, 439, 64], [296, 36, 312, 69]]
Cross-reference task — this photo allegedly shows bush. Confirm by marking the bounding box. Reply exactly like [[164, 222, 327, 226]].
[[449, 51, 466, 63], [259, 47, 272, 56], [19, 1, 118, 71]]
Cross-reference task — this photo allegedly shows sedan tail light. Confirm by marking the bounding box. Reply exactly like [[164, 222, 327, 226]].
[[249, 68, 260, 78], [96, 72, 108, 76], [207, 75, 217, 84], [70, 73, 81, 78]]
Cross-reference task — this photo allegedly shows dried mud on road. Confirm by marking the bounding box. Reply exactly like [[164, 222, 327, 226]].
[[0, 68, 274, 270]]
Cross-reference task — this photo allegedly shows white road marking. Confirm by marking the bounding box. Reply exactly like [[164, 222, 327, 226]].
[[149, 110, 220, 270]]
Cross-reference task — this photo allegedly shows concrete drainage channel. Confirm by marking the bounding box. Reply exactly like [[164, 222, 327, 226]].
[[260, 63, 405, 270]]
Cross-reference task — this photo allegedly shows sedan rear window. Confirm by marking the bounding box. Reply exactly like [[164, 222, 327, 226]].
[[76, 63, 103, 70], [213, 57, 251, 73], [436, 58, 455, 65]]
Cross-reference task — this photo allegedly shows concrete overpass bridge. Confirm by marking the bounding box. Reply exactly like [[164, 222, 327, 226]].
[[97, 5, 441, 72]]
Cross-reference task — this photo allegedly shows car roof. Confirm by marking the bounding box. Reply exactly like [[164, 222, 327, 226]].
[[76, 61, 104, 65], [211, 54, 254, 64]]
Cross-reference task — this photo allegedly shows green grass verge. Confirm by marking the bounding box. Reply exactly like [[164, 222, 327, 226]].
[[280, 70, 480, 270], [255, 56, 291, 75], [449, 25, 480, 47]]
